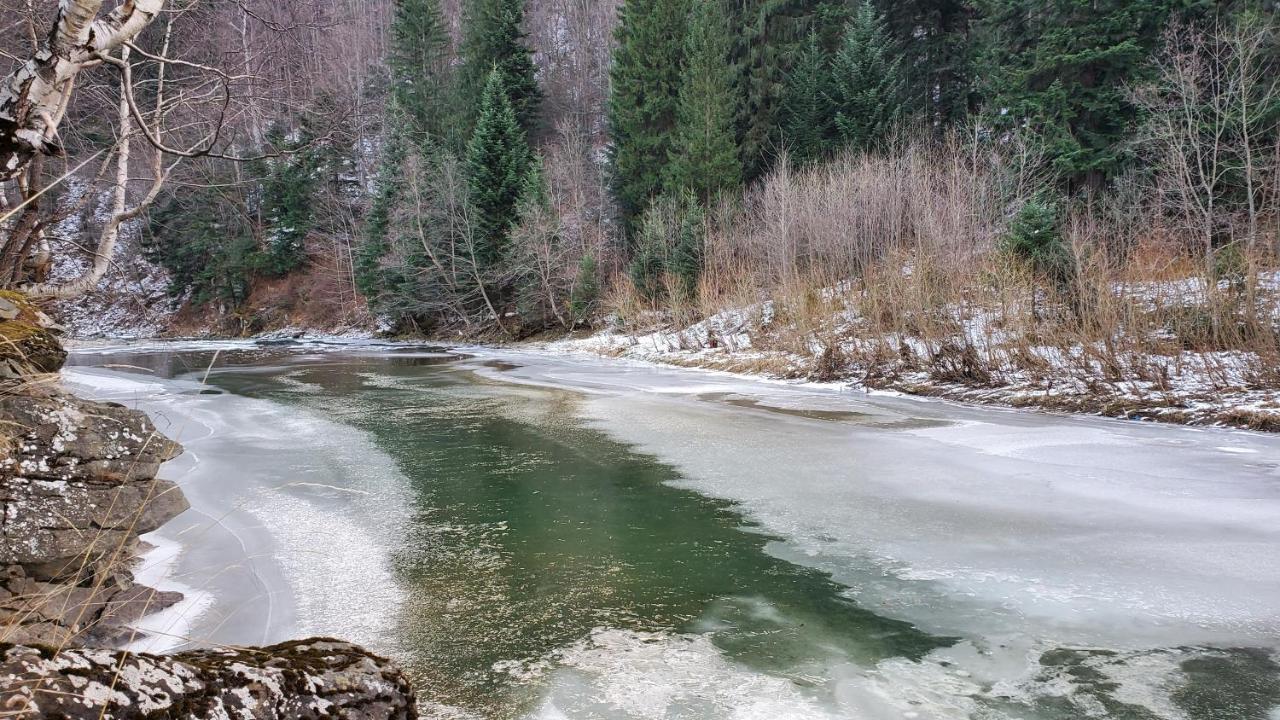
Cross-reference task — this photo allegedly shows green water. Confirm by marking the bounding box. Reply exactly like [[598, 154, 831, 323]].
[[70, 346, 1280, 719], [203, 354, 950, 716]]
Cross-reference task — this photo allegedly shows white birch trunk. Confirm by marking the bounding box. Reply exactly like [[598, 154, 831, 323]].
[[0, 0, 164, 181]]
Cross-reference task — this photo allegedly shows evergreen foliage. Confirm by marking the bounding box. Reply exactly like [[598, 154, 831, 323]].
[[466, 68, 533, 270], [355, 126, 408, 300], [628, 191, 705, 300], [731, 0, 830, 181], [827, 1, 905, 152], [666, 0, 742, 201], [877, 0, 975, 125], [608, 0, 692, 236], [146, 181, 258, 308], [780, 32, 833, 164], [389, 0, 452, 141], [976, 0, 1178, 189], [457, 0, 543, 140], [1001, 197, 1074, 293], [147, 131, 336, 308], [570, 253, 600, 322]]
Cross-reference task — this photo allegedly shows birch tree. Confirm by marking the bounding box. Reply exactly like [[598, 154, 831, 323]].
[[0, 1, 162, 178]]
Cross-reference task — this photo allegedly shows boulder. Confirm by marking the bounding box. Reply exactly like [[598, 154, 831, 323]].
[[0, 291, 66, 379], [0, 393, 185, 576], [0, 638, 418, 719]]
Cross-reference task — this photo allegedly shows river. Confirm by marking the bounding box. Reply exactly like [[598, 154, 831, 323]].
[[65, 340, 1280, 720]]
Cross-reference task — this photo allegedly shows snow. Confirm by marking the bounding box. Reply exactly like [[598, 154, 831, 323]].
[[538, 275, 1280, 430], [46, 177, 175, 338]]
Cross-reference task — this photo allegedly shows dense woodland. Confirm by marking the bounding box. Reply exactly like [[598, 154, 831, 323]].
[[1, 0, 1279, 366]]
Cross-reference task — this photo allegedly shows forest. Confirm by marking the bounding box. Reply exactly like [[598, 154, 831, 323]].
[[4, 3, 1280, 718], [0, 0, 1278, 414]]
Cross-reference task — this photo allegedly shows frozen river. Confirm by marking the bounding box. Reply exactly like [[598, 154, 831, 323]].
[[66, 341, 1280, 719]]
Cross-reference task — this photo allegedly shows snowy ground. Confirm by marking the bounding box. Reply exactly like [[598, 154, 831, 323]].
[[536, 278, 1280, 431]]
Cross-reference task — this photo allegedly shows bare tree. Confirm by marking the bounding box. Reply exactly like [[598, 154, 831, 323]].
[[1133, 19, 1280, 267], [0, 0, 162, 179]]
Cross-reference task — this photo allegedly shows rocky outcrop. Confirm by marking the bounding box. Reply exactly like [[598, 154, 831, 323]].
[[0, 638, 418, 719], [0, 293, 418, 718], [1, 292, 186, 648]]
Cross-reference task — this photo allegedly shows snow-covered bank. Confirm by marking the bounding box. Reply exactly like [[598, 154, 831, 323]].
[[531, 294, 1280, 432]]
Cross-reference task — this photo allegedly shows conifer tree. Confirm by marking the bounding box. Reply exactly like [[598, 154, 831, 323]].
[[355, 127, 407, 301], [976, 0, 1175, 189], [877, 0, 975, 126], [827, 1, 904, 152], [666, 0, 742, 202], [359, 0, 449, 304], [608, 0, 692, 237], [457, 0, 543, 140], [466, 68, 532, 270], [780, 32, 833, 164], [732, 0, 829, 181], [389, 0, 451, 141]]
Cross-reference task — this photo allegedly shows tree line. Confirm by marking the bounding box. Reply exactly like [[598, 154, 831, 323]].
[[13, 0, 1269, 337]]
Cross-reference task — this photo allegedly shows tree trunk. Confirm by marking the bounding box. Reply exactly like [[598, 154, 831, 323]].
[[0, 0, 164, 182]]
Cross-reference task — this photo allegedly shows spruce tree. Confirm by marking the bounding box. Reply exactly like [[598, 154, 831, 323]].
[[976, 0, 1176, 189], [466, 68, 532, 270], [457, 0, 543, 140], [389, 0, 451, 141], [876, 0, 975, 126], [732, 0, 829, 181], [355, 127, 408, 300], [666, 0, 742, 202], [608, 0, 692, 237], [780, 32, 833, 164], [827, 1, 904, 152]]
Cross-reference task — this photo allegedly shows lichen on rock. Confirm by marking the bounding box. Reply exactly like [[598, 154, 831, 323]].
[[0, 638, 418, 719]]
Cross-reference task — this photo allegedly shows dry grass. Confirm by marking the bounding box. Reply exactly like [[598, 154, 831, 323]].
[[599, 133, 1280, 424]]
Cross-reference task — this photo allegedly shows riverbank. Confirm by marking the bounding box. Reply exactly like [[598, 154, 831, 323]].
[[1, 314, 416, 717], [526, 310, 1280, 432]]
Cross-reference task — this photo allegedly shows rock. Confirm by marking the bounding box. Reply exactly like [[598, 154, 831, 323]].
[[0, 292, 67, 378], [0, 638, 418, 719], [1, 367, 187, 645], [0, 393, 185, 575]]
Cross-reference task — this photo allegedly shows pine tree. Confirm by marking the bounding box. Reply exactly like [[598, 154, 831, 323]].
[[457, 0, 543, 141], [666, 0, 742, 202], [466, 68, 532, 270], [976, 0, 1177, 189], [827, 1, 905, 152], [389, 0, 451, 141], [608, 0, 692, 237], [877, 0, 975, 126], [780, 32, 833, 164]]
